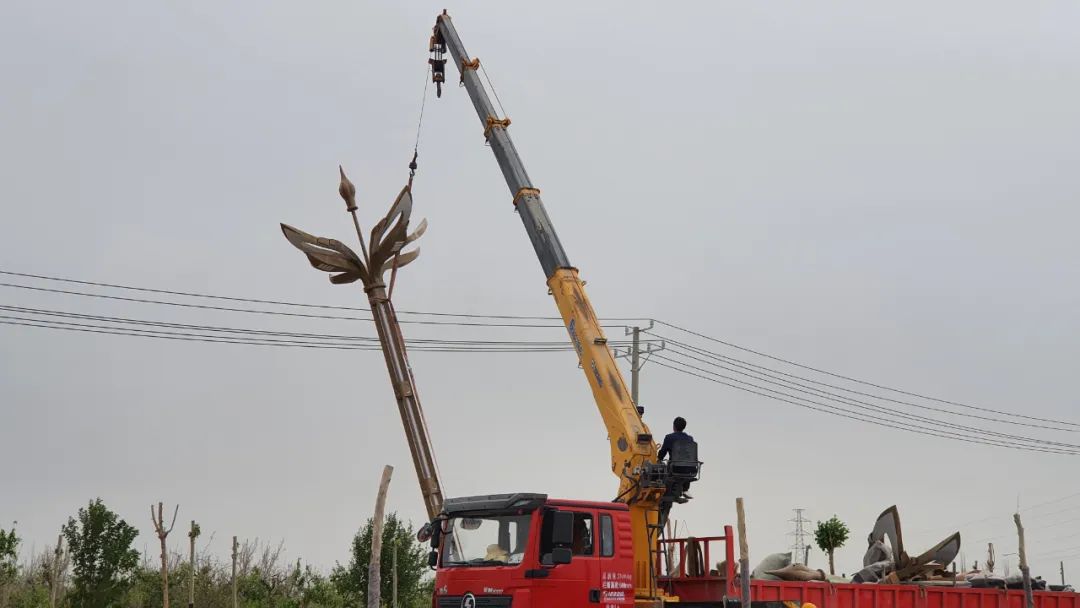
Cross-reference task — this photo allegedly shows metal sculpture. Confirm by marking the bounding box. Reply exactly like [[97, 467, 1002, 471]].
[[855, 505, 961, 583]]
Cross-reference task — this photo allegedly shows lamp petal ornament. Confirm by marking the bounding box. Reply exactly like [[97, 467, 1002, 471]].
[[279, 223, 368, 285]]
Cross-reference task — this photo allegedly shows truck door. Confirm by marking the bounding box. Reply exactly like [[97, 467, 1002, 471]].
[[535, 507, 600, 606], [598, 511, 634, 608]]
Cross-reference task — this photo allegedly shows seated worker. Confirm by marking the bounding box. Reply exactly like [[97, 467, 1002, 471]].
[[484, 543, 509, 563], [571, 515, 593, 555], [657, 416, 693, 462], [657, 417, 695, 530]]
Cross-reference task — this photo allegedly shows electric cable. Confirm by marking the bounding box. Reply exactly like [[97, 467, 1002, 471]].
[[651, 333, 1077, 433], [0, 303, 659, 349], [650, 319, 1079, 428], [658, 344, 1080, 450], [650, 354, 1078, 456]]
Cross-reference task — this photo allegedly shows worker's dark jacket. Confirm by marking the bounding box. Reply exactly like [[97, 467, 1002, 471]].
[[657, 431, 693, 461]]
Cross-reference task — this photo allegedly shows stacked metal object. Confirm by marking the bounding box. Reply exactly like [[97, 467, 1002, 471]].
[[853, 506, 961, 585]]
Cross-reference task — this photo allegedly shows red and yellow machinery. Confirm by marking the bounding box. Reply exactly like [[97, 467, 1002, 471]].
[[419, 11, 1080, 608]]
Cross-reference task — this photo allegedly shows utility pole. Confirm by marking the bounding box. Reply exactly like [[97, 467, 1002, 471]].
[[1062, 561, 1066, 586], [789, 508, 810, 565], [614, 322, 665, 411]]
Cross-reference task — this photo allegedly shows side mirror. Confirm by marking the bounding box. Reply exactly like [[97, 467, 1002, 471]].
[[430, 520, 443, 548], [551, 547, 572, 565], [428, 550, 439, 568], [417, 522, 433, 543]]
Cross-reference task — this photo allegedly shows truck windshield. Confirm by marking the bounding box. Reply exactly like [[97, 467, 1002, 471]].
[[442, 513, 531, 567]]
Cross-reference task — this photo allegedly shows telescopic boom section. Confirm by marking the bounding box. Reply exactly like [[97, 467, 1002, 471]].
[[433, 12, 666, 596]]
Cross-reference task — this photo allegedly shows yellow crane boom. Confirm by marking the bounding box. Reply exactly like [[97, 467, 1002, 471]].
[[430, 11, 695, 600]]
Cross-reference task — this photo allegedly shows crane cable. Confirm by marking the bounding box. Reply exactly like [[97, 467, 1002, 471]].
[[407, 65, 430, 189], [480, 62, 508, 120]]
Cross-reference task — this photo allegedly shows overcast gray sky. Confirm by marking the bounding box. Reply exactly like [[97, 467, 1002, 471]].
[[2, 0, 1078, 580]]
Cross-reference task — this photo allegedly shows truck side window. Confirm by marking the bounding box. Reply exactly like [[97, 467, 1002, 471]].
[[539, 511, 595, 559], [600, 514, 614, 557], [571, 513, 594, 556]]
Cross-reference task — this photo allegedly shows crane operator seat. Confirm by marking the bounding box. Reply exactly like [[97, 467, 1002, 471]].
[[668, 438, 701, 487], [642, 437, 702, 505]]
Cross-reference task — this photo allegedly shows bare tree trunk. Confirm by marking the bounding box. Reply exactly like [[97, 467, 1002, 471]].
[[828, 549, 835, 575], [151, 502, 180, 608], [368, 465, 394, 608], [1014, 513, 1033, 608], [231, 536, 238, 608], [736, 497, 750, 608], [188, 521, 198, 608], [49, 533, 63, 608]]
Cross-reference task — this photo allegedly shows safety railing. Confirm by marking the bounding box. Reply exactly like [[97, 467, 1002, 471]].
[[656, 525, 735, 580]]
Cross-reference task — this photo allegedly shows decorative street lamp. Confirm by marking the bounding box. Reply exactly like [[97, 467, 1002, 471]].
[[279, 166, 444, 521]]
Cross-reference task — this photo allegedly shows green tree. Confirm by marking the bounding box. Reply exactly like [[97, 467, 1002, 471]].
[[332, 513, 431, 608], [62, 498, 140, 607], [0, 523, 20, 606], [0, 523, 18, 584], [814, 515, 850, 575], [9, 583, 50, 608]]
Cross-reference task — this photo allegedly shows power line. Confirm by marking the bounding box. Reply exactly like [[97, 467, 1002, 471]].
[[907, 491, 1080, 537], [651, 320, 1079, 428], [658, 344, 1080, 450], [0, 318, 577, 353], [0, 303, 661, 349], [656, 349, 1080, 452], [653, 333, 1077, 433], [649, 355, 1078, 455], [0, 282, 568, 328], [3, 269, 1072, 434], [0, 269, 646, 323], [17, 302, 1069, 451], [971, 516, 1080, 545]]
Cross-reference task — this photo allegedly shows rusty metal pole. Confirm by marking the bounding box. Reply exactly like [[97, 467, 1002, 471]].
[[366, 282, 444, 520]]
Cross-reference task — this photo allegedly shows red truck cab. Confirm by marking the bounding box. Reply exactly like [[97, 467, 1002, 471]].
[[429, 493, 637, 608]]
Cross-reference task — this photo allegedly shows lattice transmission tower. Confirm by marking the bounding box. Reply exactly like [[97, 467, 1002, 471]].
[[789, 508, 811, 565]]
